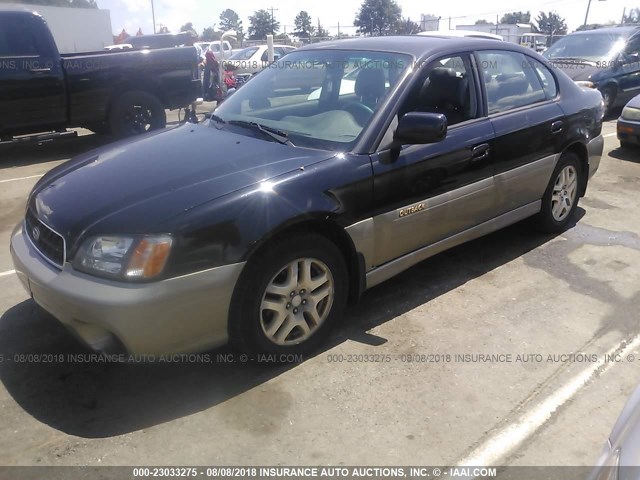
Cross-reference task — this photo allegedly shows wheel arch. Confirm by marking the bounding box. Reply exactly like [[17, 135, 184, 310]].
[[562, 141, 589, 196], [242, 216, 366, 304]]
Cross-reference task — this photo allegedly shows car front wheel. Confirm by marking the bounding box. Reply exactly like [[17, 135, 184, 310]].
[[535, 152, 583, 233], [229, 233, 348, 356]]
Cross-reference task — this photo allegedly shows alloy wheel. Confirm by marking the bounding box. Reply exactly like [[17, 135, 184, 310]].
[[260, 258, 335, 346], [551, 165, 578, 222]]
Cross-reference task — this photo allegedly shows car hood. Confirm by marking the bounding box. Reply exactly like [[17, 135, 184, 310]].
[[549, 60, 599, 82], [626, 93, 640, 109], [30, 123, 334, 248]]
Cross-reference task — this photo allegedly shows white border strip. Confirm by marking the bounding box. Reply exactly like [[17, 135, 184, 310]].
[[457, 335, 640, 468], [0, 270, 15, 277], [0, 174, 44, 184]]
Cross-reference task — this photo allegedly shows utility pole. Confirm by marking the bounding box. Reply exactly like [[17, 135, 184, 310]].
[[337, 22, 340, 39], [448, 16, 451, 30], [268, 6, 279, 35], [585, 0, 606, 26], [496, 14, 499, 34], [151, 0, 156, 33], [621, 6, 626, 24]]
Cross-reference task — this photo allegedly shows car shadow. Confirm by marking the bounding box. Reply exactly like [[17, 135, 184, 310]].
[[0, 215, 583, 439], [0, 133, 116, 169], [609, 145, 640, 163]]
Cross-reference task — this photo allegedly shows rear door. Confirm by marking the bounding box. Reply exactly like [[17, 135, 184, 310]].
[[370, 53, 498, 267], [477, 50, 565, 215], [0, 13, 66, 134]]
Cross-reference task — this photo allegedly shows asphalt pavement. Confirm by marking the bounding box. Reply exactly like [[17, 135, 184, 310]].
[[0, 112, 637, 470]]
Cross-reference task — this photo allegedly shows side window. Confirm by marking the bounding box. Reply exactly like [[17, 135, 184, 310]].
[[532, 59, 558, 98], [625, 36, 640, 56], [261, 49, 269, 62], [478, 50, 547, 115], [399, 55, 478, 126], [0, 17, 40, 57]]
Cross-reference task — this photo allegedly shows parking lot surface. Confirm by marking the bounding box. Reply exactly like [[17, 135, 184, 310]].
[[0, 113, 637, 468]]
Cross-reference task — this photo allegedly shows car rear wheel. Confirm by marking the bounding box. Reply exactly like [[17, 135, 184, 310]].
[[109, 91, 166, 138], [601, 86, 616, 116], [229, 233, 348, 356], [534, 152, 582, 233]]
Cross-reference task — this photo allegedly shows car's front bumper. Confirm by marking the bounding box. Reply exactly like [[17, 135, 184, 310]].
[[587, 134, 604, 179], [10, 224, 245, 355], [617, 118, 640, 145]]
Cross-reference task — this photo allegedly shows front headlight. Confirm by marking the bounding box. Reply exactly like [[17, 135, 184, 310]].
[[576, 80, 596, 88], [73, 235, 172, 281], [622, 106, 640, 122]]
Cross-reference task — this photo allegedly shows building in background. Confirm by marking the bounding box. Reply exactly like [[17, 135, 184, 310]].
[[2, 3, 113, 52]]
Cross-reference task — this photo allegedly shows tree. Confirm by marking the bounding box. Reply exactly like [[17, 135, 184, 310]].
[[180, 22, 194, 32], [219, 8, 244, 43], [475, 19, 491, 25], [294, 11, 314, 39], [534, 11, 567, 36], [315, 18, 329, 38], [395, 17, 420, 34], [500, 11, 531, 24], [13, 0, 98, 7], [354, 0, 402, 36], [623, 8, 640, 24], [248, 9, 280, 39], [157, 25, 170, 34], [201, 26, 221, 41]]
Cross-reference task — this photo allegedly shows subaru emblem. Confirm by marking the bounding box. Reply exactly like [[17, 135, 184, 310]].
[[32, 226, 40, 241]]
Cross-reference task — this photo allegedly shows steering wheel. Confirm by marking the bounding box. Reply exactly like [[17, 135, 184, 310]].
[[342, 101, 374, 126]]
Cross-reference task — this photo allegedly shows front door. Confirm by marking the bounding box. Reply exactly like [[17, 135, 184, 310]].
[[370, 54, 497, 267]]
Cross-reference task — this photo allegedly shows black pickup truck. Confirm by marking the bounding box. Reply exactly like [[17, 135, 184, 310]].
[[0, 10, 201, 141]]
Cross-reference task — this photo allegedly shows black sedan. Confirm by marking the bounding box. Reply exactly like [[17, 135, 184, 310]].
[[10, 36, 605, 356]]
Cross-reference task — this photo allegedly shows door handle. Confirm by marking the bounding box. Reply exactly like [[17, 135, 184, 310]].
[[471, 143, 490, 162], [551, 121, 564, 134], [29, 68, 52, 74]]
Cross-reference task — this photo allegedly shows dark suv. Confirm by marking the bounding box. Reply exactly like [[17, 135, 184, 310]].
[[544, 26, 640, 114]]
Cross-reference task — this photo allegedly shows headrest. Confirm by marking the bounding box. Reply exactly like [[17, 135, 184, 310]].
[[354, 68, 386, 99], [421, 67, 466, 109]]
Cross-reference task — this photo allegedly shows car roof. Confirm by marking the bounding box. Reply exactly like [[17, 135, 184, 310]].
[[571, 26, 640, 36], [297, 35, 528, 58]]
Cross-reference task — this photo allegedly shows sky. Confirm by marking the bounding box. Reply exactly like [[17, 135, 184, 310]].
[[100, 0, 631, 37]]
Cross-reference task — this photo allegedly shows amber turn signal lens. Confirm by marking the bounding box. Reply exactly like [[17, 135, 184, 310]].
[[125, 236, 172, 279]]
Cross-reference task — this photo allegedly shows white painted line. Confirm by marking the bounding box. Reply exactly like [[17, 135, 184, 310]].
[[604, 133, 616, 138], [0, 174, 43, 184], [0, 270, 15, 277], [457, 335, 640, 468]]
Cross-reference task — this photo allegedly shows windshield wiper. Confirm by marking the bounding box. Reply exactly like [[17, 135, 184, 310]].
[[549, 57, 595, 65], [227, 120, 294, 146]]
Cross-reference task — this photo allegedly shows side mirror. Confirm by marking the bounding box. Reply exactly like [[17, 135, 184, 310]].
[[394, 112, 447, 145], [623, 52, 640, 64]]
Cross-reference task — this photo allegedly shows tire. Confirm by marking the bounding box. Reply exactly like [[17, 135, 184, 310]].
[[601, 86, 616, 116], [229, 233, 348, 356], [534, 152, 583, 233], [108, 90, 166, 138]]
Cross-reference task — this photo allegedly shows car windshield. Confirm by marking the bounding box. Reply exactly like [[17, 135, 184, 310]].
[[214, 49, 411, 151], [544, 33, 626, 61], [229, 47, 259, 60]]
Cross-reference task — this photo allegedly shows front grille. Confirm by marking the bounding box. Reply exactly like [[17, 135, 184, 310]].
[[25, 209, 65, 268]]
